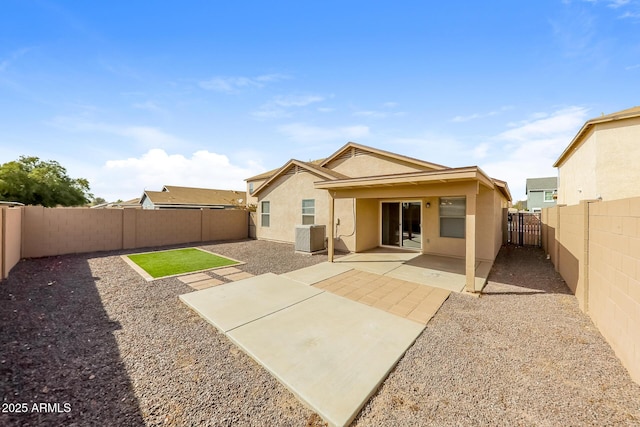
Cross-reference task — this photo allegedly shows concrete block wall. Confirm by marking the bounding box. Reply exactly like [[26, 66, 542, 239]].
[[542, 197, 640, 384], [1, 208, 23, 279], [22, 207, 124, 258], [587, 198, 640, 383], [1, 207, 249, 276]]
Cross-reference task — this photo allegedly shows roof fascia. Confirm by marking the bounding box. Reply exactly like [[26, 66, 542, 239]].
[[251, 159, 336, 196]]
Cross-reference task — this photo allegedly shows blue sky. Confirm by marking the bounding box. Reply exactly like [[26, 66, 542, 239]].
[[1, 0, 639, 202]]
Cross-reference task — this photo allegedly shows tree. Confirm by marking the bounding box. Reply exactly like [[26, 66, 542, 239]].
[[0, 156, 92, 207]]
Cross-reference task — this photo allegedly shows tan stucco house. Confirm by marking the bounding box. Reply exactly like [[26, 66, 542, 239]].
[[140, 185, 246, 210], [554, 106, 640, 206], [246, 142, 511, 292]]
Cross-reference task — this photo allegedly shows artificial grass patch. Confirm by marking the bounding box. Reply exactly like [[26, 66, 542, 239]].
[[127, 248, 239, 279]]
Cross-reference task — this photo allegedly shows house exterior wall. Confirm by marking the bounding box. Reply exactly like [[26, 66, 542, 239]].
[[246, 178, 268, 207], [255, 170, 353, 252], [557, 128, 597, 206], [527, 190, 556, 211], [595, 117, 640, 203], [329, 181, 507, 262], [325, 151, 436, 177], [141, 196, 155, 210], [558, 116, 640, 206], [542, 197, 640, 384], [355, 199, 379, 252]]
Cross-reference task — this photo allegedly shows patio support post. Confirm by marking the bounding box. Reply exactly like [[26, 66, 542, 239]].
[[328, 192, 335, 262], [465, 190, 477, 292]]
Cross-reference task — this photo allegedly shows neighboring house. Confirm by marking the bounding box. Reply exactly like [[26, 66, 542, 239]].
[[246, 142, 511, 291], [554, 106, 640, 206], [525, 177, 557, 212], [140, 185, 246, 210], [91, 198, 141, 209]]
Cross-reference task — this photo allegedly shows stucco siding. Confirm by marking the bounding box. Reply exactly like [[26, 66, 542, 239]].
[[558, 128, 597, 206], [326, 151, 434, 178], [595, 117, 640, 203], [256, 170, 354, 251], [355, 199, 379, 252], [558, 116, 640, 206]]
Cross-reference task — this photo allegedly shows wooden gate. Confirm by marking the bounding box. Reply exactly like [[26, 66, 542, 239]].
[[507, 212, 541, 246]]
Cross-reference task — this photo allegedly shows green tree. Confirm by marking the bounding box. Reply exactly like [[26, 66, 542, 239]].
[[0, 156, 92, 207]]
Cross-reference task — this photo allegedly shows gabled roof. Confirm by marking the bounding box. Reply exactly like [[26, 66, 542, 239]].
[[246, 158, 326, 182], [142, 186, 246, 207], [526, 177, 557, 192], [320, 142, 449, 171], [251, 159, 349, 196], [554, 106, 640, 167]]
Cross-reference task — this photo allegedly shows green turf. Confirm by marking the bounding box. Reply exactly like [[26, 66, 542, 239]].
[[127, 248, 239, 278]]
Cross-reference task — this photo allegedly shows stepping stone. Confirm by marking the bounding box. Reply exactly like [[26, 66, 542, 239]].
[[190, 278, 224, 290], [225, 272, 255, 281], [178, 273, 211, 284], [214, 266, 243, 276]]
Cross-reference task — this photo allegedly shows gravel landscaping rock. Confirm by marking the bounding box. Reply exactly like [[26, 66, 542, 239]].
[[1, 240, 639, 426]]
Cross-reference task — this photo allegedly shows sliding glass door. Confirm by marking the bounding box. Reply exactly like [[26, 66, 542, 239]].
[[381, 201, 421, 249]]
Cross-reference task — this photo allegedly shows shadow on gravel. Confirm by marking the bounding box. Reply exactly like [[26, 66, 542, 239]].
[[483, 244, 573, 295], [0, 255, 144, 426]]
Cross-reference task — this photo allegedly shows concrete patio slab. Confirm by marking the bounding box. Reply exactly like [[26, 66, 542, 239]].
[[332, 251, 493, 292], [386, 264, 469, 292], [281, 262, 353, 285], [179, 273, 322, 332], [314, 270, 451, 324], [227, 292, 425, 427]]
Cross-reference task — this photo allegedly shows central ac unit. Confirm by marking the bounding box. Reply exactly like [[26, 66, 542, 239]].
[[295, 224, 326, 253]]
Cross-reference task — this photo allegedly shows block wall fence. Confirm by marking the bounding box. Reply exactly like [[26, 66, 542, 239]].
[[542, 198, 640, 384], [0, 206, 249, 279]]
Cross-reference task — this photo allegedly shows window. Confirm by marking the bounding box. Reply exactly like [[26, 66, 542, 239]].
[[439, 197, 465, 238], [261, 201, 270, 227], [249, 182, 254, 195], [544, 190, 554, 202], [302, 199, 315, 225]]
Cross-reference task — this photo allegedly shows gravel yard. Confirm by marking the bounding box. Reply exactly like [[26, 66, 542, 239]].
[[1, 240, 639, 426]]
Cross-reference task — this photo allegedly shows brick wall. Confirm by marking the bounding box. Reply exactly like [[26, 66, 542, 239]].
[[542, 198, 640, 383]]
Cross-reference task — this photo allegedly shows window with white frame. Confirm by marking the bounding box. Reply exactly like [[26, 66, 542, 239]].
[[439, 197, 466, 238], [302, 199, 315, 225], [544, 190, 554, 202], [261, 201, 270, 227], [249, 182, 254, 195]]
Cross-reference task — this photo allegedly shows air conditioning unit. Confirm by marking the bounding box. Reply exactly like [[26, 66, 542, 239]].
[[295, 224, 326, 253]]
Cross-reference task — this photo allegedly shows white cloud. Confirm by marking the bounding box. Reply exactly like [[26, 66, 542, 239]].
[[451, 106, 513, 123], [496, 106, 587, 142], [352, 102, 406, 119], [49, 116, 183, 148], [481, 106, 590, 200], [278, 123, 370, 143], [94, 148, 264, 201], [252, 94, 326, 119], [199, 73, 288, 93]]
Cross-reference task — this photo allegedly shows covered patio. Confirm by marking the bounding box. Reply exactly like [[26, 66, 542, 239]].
[[333, 247, 493, 292], [315, 167, 510, 293]]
